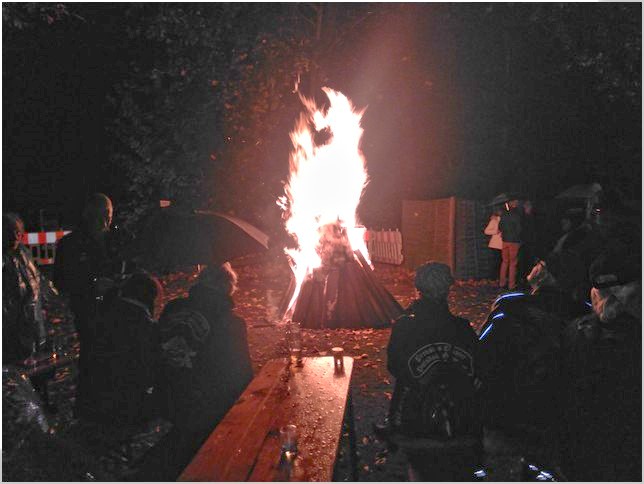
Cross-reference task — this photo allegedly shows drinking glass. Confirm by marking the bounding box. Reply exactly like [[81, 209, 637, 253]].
[[280, 424, 298, 458]]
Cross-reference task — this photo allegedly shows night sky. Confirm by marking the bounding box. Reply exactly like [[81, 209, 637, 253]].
[[3, 3, 641, 231]]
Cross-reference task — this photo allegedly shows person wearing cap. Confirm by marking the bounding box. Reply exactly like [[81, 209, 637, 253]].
[[558, 250, 641, 481], [150, 262, 253, 480], [380, 262, 482, 480]]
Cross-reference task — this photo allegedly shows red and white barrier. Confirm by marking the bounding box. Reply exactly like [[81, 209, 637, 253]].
[[365, 229, 403, 265], [21, 231, 71, 265]]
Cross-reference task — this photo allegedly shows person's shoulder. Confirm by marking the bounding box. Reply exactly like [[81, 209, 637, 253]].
[[159, 298, 210, 339]]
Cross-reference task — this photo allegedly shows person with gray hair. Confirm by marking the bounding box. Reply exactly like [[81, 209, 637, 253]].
[[149, 262, 253, 480], [378, 261, 483, 480]]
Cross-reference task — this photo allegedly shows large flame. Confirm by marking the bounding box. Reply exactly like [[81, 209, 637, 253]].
[[278, 88, 371, 318]]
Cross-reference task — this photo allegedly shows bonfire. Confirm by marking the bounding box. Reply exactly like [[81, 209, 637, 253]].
[[278, 88, 401, 329]]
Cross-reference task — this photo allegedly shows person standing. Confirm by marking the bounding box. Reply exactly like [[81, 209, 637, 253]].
[[2, 213, 47, 362], [498, 200, 522, 290], [518, 200, 538, 284], [53, 193, 119, 413], [484, 207, 503, 280]]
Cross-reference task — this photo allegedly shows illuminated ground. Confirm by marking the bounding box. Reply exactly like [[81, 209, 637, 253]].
[[161, 256, 507, 481]]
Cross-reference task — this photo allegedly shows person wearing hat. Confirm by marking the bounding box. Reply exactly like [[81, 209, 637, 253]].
[[379, 262, 482, 480], [558, 250, 641, 481]]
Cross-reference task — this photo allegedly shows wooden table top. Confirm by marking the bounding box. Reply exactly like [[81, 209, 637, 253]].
[[178, 356, 354, 482]]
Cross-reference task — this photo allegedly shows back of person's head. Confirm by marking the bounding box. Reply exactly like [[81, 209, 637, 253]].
[[121, 271, 163, 315], [415, 261, 454, 300], [3, 213, 24, 251], [589, 250, 641, 323], [194, 262, 238, 298], [82, 193, 113, 235]]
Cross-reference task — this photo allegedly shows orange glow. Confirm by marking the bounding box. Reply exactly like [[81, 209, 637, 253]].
[[278, 88, 371, 317]]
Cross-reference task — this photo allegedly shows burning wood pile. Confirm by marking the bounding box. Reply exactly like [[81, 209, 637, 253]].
[[278, 88, 402, 329]]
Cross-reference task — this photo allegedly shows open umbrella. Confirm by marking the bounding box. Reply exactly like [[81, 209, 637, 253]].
[[487, 192, 521, 207], [136, 208, 269, 271], [555, 183, 602, 200]]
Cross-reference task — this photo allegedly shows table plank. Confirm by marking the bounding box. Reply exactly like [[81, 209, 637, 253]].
[[179, 356, 354, 482]]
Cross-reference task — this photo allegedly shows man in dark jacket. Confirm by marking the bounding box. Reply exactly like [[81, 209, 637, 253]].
[[384, 262, 482, 480], [53, 193, 117, 334], [53, 193, 121, 414], [559, 250, 641, 482], [152, 262, 254, 479], [499, 199, 522, 289], [77, 272, 162, 426]]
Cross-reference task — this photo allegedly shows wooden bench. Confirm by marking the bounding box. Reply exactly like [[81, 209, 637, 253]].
[[178, 356, 356, 482]]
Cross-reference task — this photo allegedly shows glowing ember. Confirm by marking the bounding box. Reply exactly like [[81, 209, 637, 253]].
[[278, 88, 371, 318]]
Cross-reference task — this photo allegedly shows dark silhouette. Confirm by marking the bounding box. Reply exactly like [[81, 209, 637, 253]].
[[383, 262, 482, 481], [519, 201, 538, 285], [149, 262, 253, 480], [498, 200, 522, 290], [559, 250, 641, 481], [76, 272, 163, 426]]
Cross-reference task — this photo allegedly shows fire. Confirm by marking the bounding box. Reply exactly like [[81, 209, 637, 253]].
[[278, 88, 371, 317]]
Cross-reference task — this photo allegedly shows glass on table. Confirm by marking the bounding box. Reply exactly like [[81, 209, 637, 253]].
[[280, 424, 298, 459], [331, 347, 344, 373], [287, 320, 303, 367]]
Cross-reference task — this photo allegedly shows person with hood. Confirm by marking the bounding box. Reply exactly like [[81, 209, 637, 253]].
[[3, 213, 48, 363], [559, 250, 641, 481], [498, 200, 522, 290], [382, 262, 483, 480], [76, 271, 163, 425], [153, 262, 253, 479]]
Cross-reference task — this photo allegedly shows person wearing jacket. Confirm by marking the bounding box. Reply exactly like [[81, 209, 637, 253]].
[[383, 262, 482, 480], [76, 271, 162, 425], [2, 213, 48, 363], [484, 207, 503, 282], [152, 262, 254, 479], [558, 250, 641, 482], [498, 200, 522, 289]]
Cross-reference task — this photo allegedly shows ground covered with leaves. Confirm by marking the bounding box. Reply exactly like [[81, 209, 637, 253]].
[[161, 257, 506, 481]]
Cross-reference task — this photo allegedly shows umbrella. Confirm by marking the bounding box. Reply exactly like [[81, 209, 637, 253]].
[[136, 208, 270, 271], [487, 193, 521, 207], [555, 183, 602, 200]]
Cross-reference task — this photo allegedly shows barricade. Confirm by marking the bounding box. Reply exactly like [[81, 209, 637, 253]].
[[365, 229, 403, 265], [21, 231, 71, 265]]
